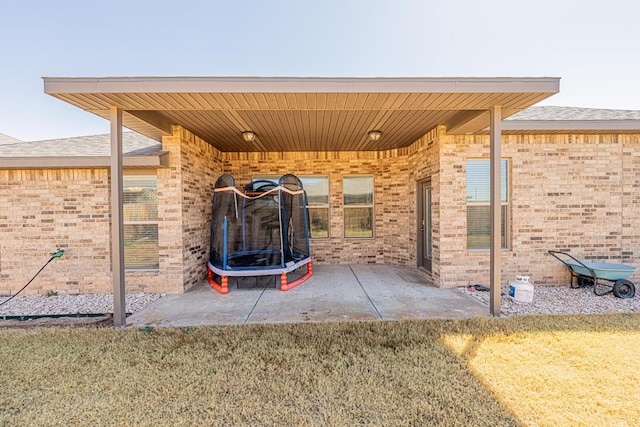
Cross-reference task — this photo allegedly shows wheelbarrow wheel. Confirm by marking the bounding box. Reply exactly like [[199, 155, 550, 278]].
[[612, 280, 635, 299]]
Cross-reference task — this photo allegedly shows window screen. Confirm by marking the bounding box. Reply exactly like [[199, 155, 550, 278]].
[[466, 160, 509, 249], [343, 175, 374, 238], [123, 176, 159, 270], [301, 177, 329, 238], [254, 175, 329, 239]]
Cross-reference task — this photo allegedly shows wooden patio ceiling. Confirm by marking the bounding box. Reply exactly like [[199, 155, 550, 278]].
[[44, 77, 560, 152]]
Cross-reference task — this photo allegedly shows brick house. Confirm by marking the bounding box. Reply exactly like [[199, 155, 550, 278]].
[[2, 77, 640, 312]]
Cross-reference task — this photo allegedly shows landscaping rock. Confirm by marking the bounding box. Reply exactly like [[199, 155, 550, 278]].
[[461, 284, 639, 316]]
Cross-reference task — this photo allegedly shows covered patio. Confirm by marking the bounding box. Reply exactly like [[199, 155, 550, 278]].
[[43, 76, 560, 325]]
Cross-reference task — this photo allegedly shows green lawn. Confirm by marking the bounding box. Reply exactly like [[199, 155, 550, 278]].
[[1, 314, 638, 426]]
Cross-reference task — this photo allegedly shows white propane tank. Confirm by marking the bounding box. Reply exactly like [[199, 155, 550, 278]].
[[509, 275, 534, 304]]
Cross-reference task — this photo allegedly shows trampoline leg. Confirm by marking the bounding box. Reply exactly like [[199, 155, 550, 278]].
[[280, 262, 313, 291], [208, 268, 229, 294]]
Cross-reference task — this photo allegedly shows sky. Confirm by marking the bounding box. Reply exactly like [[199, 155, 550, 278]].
[[1, 0, 639, 141]]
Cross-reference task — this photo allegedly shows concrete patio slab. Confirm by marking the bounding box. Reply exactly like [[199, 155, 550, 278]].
[[127, 264, 489, 327], [247, 265, 381, 324], [126, 283, 262, 327], [351, 264, 489, 320]]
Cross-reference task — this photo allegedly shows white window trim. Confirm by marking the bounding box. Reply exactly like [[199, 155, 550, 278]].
[[252, 175, 330, 239], [343, 175, 375, 239], [466, 159, 510, 251], [123, 174, 159, 271]]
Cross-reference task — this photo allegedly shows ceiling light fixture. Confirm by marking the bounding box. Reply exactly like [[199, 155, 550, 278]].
[[242, 131, 256, 142], [368, 130, 382, 141]]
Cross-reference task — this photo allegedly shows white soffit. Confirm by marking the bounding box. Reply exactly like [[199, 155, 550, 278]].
[[44, 76, 561, 151]]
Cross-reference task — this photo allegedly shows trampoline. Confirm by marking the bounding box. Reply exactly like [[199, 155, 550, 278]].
[[207, 174, 313, 294]]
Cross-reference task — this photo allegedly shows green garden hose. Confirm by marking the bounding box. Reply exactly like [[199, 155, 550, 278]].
[[0, 249, 64, 307]]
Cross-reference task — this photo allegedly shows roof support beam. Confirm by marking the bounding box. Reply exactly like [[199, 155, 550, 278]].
[[110, 106, 126, 327], [489, 106, 502, 317], [444, 110, 486, 134], [125, 110, 174, 135], [0, 153, 169, 169]]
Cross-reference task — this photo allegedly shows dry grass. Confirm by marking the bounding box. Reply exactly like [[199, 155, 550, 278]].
[[1, 314, 638, 426], [443, 315, 640, 426]]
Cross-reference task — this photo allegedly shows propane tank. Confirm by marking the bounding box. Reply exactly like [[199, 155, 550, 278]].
[[509, 275, 534, 304]]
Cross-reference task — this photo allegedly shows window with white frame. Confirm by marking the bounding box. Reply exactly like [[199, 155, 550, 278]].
[[123, 175, 159, 270], [343, 175, 374, 238], [466, 159, 509, 250], [252, 175, 329, 239], [301, 176, 329, 238]]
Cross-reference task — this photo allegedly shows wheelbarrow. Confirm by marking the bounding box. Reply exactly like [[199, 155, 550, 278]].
[[548, 250, 636, 298]]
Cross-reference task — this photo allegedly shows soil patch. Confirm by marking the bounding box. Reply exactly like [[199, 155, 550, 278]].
[[0, 315, 113, 329]]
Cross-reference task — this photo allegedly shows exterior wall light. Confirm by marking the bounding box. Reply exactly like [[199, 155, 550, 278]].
[[242, 131, 256, 142], [368, 130, 382, 141]]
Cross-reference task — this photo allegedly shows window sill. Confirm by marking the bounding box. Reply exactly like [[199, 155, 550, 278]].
[[125, 269, 160, 275], [467, 248, 511, 254]]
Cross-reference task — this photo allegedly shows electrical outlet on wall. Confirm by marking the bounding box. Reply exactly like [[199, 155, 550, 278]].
[[56, 245, 70, 256]]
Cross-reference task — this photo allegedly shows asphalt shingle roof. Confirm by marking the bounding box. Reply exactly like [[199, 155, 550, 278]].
[[0, 132, 161, 157], [0, 133, 23, 145], [508, 106, 640, 121]]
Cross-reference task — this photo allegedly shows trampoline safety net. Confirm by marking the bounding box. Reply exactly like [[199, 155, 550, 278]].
[[207, 174, 313, 294]]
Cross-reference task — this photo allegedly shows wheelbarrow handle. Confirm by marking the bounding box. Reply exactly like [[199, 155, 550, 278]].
[[547, 250, 597, 279]]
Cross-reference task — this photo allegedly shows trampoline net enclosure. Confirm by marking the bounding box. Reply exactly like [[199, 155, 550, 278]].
[[207, 174, 313, 293]]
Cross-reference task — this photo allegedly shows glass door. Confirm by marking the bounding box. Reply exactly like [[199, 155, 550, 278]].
[[418, 179, 432, 272]]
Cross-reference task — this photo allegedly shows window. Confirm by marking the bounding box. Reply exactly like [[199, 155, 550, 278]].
[[123, 175, 159, 270], [343, 175, 374, 238], [466, 159, 509, 250], [301, 177, 329, 238], [252, 175, 329, 239]]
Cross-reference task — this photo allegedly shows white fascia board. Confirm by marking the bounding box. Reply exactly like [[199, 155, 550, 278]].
[[43, 76, 561, 94]]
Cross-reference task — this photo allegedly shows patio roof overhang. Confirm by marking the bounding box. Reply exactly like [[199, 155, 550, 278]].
[[43, 76, 560, 152]]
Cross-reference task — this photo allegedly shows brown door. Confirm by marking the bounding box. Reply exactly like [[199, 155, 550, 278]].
[[417, 179, 432, 272]]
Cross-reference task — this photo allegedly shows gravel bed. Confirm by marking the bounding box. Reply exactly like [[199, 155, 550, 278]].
[[0, 293, 163, 317], [460, 283, 639, 316], [2, 285, 638, 319]]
